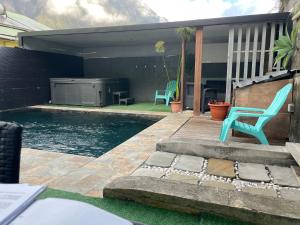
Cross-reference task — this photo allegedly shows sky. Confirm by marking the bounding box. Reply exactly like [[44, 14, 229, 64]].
[[140, 0, 279, 21]]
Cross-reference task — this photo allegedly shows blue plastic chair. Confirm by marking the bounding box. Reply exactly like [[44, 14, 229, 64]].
[[154, 80, 176, 106], [219, 83, 292, 144]]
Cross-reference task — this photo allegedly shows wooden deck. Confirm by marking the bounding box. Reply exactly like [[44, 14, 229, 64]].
[[171, 116, 286, 145], [171, 116, 222, 141]]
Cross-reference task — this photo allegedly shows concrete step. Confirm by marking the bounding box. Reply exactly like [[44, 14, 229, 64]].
[[286, 142, 300, 166], [156, 138, 295, 166], [104, 176, 300, 225]]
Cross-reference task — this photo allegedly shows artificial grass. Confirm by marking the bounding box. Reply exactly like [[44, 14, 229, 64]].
[[46, 102, 171, 112], [39, 188, 253, 225], [105, 102, 171, 112]]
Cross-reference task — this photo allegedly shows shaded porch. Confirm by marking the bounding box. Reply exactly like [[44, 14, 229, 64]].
[[17, 12, 290, 115]]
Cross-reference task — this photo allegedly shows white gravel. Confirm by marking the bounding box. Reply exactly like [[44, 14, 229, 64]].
[[140, 154, 300, 196]]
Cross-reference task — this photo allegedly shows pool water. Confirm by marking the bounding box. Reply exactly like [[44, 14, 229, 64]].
[[0, 110, 158, 157]]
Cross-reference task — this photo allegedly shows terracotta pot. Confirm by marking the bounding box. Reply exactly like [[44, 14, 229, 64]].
[[208, 102, 230, 121], [170, 101, 181, 113]]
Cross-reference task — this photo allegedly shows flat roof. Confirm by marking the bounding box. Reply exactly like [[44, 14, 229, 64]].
[[19, 12, 289, 38], [18, 12, 290, 57]]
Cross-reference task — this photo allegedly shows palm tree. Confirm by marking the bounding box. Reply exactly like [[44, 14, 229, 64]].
[[154, 40, 170, 82], [175, 27, 196, 106]]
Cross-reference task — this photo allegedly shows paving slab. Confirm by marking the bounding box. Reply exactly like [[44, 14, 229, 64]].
[[145, 151, 176, 167], [131, 168, 165, 178], [173, 155, 204, 172], [157, 138, 294, 166], [268, 165, 300, 187], [238, 163, 270, 182], [165, 172, 199, 184], [207, 158, 235, 178], [280, 189, 300, 201], [201, 180, 235, 190], [241, 187, 277, 198]]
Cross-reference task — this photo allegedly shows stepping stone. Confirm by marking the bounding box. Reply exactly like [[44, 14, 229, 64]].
[[173, 155, 204, 172], [238, 163, 270, 182], [201, 180, 235, 191], [166, 172, 199, 184], [145, 151, 176, 167], [268, 165, 300, 188], [280, 189, 300, 201], [131, 168, 165, 178], [207, 158, 235, 178], [241, 187, 277, 198]]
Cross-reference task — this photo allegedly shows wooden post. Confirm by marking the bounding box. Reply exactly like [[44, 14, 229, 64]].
[[193, 27, 203, 116], [225, 28, 234, 103], [259, 23, 267, 77], [268, 23, 276, 72], [180, 40, 186, 111], [243, 27, 251, 80]]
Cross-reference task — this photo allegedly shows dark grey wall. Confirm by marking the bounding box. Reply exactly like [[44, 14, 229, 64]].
[[0, 47, 83, 110], [84, 56, 228, 102], [84, 56, 180, 102]]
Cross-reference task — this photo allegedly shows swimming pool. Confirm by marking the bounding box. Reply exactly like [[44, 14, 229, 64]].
[[0, 110, 158, 157]]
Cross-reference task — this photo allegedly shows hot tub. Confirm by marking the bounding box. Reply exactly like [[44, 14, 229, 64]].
[[50, 78, 128, 106]]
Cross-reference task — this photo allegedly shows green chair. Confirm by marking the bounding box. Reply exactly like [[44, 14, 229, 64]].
[[154, 80, 176, 106], [219, 83, 292, 144]]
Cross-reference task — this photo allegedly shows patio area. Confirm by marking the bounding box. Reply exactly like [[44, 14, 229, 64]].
[[20, 105, 292, 197]]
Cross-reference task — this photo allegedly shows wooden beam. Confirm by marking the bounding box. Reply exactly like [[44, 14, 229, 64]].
[[259, 23, 267, 77], [251, 25, 259, 79], [225, 27, 234, 103], [268, 23, 276, 72], [236, 27, 242, 82], [243, 27, 251, 79], [180, 40, 186, 111], [193, 27, 203, 116], [276, 23, 284, 71]]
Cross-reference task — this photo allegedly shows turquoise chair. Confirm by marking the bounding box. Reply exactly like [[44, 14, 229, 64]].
[[154, 80, 176, 106], [219, 83, 292, 144]]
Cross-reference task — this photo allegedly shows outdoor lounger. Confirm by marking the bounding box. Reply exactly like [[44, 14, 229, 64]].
[[219, 83, 292, 144]]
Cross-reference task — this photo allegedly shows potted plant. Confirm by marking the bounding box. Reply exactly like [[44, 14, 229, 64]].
[[208, 100, 231, 121], [170, 27, 196, 113]]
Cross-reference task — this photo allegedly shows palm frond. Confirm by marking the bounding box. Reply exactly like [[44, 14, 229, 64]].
[[154, 41, 166, 54], [176, 27, 196, 42], [273, 23, 299, 69]]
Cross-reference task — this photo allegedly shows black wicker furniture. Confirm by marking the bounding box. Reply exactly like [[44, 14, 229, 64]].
[[0, 121, 22, 183]]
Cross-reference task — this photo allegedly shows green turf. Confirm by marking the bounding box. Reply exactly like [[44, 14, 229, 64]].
[[104, 102, 171, 112], [39, 188, 253, 225], [47, 102, 171, 112]]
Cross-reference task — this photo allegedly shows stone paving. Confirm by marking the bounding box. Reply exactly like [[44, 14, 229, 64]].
[[30, 105, 171, 118], [132, 151, 300, 198], [207, 158, 235, 178], [238, 163, 270, 182], [20, 109, 191, 196]]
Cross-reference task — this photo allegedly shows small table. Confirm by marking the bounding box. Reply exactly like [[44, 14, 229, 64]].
[[119, 98, 135, 105], [112, 91, 128, 104]]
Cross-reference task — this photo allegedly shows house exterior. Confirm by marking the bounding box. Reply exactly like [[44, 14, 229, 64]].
[[0, 5, 49, 47]]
